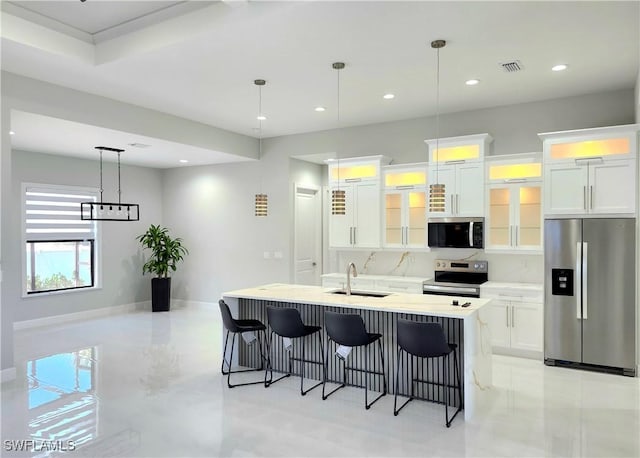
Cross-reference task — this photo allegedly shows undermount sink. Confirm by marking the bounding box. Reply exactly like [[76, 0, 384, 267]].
[[330, 290, 390, 298]]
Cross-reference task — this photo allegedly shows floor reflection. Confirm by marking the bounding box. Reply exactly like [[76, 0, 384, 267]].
[[27, 348, 98, 456]]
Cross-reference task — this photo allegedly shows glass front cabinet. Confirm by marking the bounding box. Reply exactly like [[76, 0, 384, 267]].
[[382, 164, 428, 249], [485, 154, 543, 253]]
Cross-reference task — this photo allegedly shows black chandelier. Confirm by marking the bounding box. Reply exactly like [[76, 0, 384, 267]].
[[81, 146, 140, 221]]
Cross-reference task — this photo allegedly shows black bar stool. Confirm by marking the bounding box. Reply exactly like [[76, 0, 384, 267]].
[[393, 319, 463, 427], [218, 299, 268, 388], [265, 306, 325, 395], [322, 311, 387, 409]]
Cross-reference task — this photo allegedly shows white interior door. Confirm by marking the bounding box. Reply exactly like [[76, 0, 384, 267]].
[[294, 184, 322, 285]]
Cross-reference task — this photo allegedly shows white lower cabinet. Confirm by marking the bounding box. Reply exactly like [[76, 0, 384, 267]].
[[481, 283, 543, 358]]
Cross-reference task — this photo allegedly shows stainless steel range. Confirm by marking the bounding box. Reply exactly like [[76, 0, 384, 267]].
[[423, 259, 488, 298]]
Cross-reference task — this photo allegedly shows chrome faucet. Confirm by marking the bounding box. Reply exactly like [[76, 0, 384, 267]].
[[346, 262, 358, 296]]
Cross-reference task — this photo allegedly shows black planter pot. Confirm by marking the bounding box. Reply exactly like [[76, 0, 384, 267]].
[[151, 277, 171, 312]]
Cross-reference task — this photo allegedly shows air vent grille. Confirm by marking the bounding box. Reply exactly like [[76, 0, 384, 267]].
[[500, 60, 523, 73]]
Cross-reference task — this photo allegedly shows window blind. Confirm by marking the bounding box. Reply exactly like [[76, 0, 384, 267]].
[[25, 186, 97, 241]]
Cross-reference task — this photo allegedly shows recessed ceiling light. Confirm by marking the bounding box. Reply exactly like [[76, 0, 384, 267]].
[[552, 64, 568, 72], [383, 93, 395, 99], [9, 130, 15, 135], [315, 106, 326, 112], [257, 115, 267, 121], [179, 159, 188, 163], [465, 79, 480, 86]]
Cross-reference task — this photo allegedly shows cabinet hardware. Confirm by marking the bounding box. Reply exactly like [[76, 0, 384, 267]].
[[506, 307, 509, 327], [450, 194, 454, 213], [353, 227, 357, 245], [445, 160, 465, 165], [504, 178, 526, 183], [511, 306, 515, 327], [509, 225, 513, 247], [583, 186, 587, 210], [589, 185, 593, 210], [456, 194, 460, 214], [515, 226, 518, 246], [396, 185, 414, 190], [345, 178, 362, 183]]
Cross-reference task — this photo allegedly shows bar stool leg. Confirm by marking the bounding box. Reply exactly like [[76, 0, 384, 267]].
[[443, 356, 449, 427], [365, 343, 386, 410], [300, 334, 323, 396], [227, 335, 236, 388], [394, 347, 413, 416], [221, 330, 231, 375], [378, 339, 387, 393], [322, 338, 346, 400]]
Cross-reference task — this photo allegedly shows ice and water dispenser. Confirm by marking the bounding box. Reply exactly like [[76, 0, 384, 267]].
[[551, 268, 574, 296]]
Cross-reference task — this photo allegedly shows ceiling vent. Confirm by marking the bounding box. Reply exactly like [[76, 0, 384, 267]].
[[500, 60, 524, 73]]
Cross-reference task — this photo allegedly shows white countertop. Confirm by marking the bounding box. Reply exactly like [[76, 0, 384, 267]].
[[223, 283, 491, 319], [321, 273, 431, 283], [480, 281, 543, 291]]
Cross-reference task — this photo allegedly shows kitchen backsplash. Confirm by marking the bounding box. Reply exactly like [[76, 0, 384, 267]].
[[329, 250, 543, 284]]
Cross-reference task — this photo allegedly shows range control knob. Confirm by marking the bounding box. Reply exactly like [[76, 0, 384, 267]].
[[436, 262, 441, 268], [474, 263, 479, 269]]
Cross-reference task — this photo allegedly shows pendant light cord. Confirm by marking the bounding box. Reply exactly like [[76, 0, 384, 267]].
[[99, 149, 104, 203], [117, 151, 122, 205], [435, 44, 441, 184]]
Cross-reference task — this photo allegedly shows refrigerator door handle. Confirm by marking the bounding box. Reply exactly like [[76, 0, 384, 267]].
[[576, 242, 582, 320], [583, 242, 588, 320]]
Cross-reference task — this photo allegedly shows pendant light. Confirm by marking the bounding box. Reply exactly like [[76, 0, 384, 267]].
[[331, 62, 346, 216], [81, 146, 140, 221], [429, 39, 446, 213], [254, 79, 268, 217]]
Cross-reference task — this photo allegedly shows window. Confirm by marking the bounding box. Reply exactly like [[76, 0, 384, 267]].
[[24, 185, 99, 295]]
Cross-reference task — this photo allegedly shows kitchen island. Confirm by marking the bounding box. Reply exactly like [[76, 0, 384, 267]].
[[222, 283, 493, 420]]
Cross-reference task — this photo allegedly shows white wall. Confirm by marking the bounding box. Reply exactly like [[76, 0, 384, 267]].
[[161, 154, 324, 304], [4, 150, 163, 322]]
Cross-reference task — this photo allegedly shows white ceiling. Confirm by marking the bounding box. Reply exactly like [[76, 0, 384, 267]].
[[11, 110, 252, 168], [2, 1, 639, 167]]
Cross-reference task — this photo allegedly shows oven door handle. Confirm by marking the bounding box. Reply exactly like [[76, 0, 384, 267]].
[[423, 285, 479, 294]]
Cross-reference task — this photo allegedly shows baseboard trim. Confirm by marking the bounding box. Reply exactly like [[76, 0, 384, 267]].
[[1, 367, 17, 383], [171, 299, 217, 310], [13, 301, 151, 331], [492, 347, 543, 361]]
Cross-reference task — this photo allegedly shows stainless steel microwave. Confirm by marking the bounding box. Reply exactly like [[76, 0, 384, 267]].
[[428, 218, 484, 249]]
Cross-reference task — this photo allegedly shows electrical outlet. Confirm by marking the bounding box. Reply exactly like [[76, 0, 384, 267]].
[[263, 252, 271, 259], [274, 251, 283, 259]]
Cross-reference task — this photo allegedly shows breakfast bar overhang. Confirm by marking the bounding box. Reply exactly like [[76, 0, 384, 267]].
[[222, 284, 493, 420]]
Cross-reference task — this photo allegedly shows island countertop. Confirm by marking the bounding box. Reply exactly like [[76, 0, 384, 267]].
[[223, 283, 491, 319]]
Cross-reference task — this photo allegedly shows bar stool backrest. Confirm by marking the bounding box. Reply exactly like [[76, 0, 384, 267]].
[[219, 300, 240, 333], [267, 307, 307, 338], [325, 311, 370, 347], [397, 319, 451, 358]]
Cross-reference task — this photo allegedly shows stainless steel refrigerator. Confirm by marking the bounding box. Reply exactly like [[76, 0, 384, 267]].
[[544, 218, 636, 376]]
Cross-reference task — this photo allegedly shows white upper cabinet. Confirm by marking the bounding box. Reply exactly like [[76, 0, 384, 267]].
[[425, 133, 492, 218], [540, 125, 638, 217], [382, 164, 428, 249], [485, 153, 543, 253], [327, 156, 391, 249]]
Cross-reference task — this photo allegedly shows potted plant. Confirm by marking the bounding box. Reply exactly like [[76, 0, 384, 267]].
[[137, 224, 188, 312]]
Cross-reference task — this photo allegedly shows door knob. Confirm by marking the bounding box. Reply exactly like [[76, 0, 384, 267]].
[[312, 262, 317, 266]]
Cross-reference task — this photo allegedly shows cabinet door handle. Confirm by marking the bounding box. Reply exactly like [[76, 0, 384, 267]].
[[515, 226, 518, 246], [509, 225, 513, 247], [396, 185, 415, 190], [445, 160, 465, 165], [583, 186, 587, 210], [350, 227, 354, 245], [506, 307, 510, 327], [511, 306, 515, 327], [450, 194, 454, 213], [353, 227, 357, 245], [345, 178, 362, 183], [590, 185, 593, 210], [456, 194, 460, 214]]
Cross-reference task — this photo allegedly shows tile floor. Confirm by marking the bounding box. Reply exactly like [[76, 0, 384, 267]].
[[1, 305, 639, 457]]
